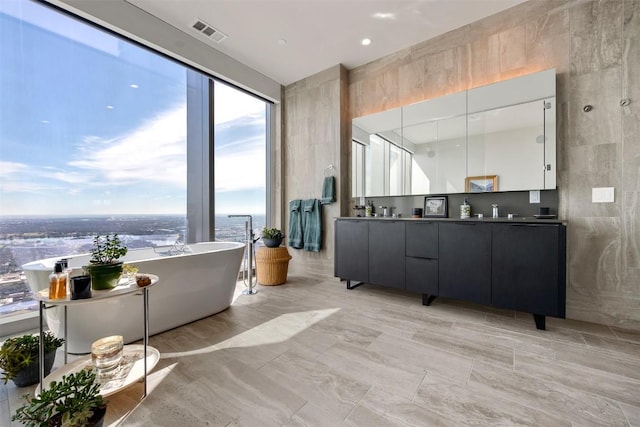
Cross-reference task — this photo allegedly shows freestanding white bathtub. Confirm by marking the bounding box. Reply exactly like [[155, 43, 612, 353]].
[[22, 242, 245, 353]]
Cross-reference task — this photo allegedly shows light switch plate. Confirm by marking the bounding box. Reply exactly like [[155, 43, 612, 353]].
[[529, 190, 540, 204], [592, 187, 615, 203]]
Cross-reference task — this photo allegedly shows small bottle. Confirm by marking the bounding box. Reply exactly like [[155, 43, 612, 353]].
[[492, 204, 499, 218], [365, 201, 372, 217], [460, 197, 471, 219], [49, 261, 67, 300], [59, 258, 72, 294]]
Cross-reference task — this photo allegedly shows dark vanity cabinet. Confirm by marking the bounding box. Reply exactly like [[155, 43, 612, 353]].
[[334, 218, 566, 329], [438, 222, 491, 304], [438, 222, 492, 305], [491, 223, 566, 323], [369, 221, 405, 289], [405, 222, 438, 295], [334, 219, 368, 284]]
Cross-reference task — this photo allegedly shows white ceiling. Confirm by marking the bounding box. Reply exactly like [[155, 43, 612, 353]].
[[124, 0, 526, 86]]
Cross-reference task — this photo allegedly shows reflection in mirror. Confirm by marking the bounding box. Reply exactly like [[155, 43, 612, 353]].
[[399, 91, 467, 195], [407, 115, 467, 194], [351, 69, 556, 197], [352, 107, 404, 197], [467, 99, 549, 192]]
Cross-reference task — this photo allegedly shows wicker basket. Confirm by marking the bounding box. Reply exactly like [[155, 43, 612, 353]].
[[256, 246, 292, 286]]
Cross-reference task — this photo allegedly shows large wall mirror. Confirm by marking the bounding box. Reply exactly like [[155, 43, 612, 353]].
[[352, 69, 556, 197]]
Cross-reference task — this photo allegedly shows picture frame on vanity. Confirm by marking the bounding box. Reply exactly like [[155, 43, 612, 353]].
[[465, 175, 498, 192], [424, 196, 448, 218]]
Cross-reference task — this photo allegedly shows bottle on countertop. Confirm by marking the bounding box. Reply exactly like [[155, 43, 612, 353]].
[[460, 197, 471, 219], [365, 201, 372, 217], [49, 261, 67, 300]]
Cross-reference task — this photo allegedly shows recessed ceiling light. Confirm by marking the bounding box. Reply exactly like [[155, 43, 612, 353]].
[[130, 84, 139, 89], [106, 105, 114, 110], [277, 38, 287, 46], [361, 38, 372, 46], [40, 120, 49, 124], [372, 12, 395, 20]]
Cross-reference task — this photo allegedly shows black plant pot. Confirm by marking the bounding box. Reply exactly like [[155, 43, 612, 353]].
[[262, 237, 283, 248], [12, 349, 56, 387]]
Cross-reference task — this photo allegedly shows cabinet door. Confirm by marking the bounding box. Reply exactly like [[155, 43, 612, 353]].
[[369, 221, 405, 289], [406, 258, 438, 294], [438, 222, 491, 305], [492, 223, 565, 317], [334, 220, 368, 283], [406, 222, 438, 259], [406, 222, 438, 294]]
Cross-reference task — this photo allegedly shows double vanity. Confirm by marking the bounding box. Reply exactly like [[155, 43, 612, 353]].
[[334, 217, 566, 330], [344, 68, 566, 330]]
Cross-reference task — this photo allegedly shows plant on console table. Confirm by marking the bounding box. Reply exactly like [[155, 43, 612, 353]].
[[84, 233, 128, 290], [0, 332, 64, 387], [261, 227, 284, 248], [12, 368, 107, 427]]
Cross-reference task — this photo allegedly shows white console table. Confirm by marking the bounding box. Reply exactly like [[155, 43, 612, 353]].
[[33, 274, 159, 397]]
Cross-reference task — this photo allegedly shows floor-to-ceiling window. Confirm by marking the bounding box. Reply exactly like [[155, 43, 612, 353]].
[[213, 81, 267, 242], [0, 0, 269, 330]]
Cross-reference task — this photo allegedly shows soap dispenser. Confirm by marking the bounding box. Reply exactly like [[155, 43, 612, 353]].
[[460, 197, 471, 219], [48, 261, 67, 300]]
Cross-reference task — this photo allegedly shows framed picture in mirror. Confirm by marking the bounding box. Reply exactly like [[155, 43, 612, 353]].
[[465, 175, 498, 192], [424, 196, 448, 218]]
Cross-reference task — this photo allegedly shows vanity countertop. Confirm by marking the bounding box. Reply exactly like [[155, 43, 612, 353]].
[[336, 216, 566, 225]]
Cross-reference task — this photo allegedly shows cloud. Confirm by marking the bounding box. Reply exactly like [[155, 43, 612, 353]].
[[69, 104, 187, 189], [214, 147, 266, 193], [0, 161, 84, 193]]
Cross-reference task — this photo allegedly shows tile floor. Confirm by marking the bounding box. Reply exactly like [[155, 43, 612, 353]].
[[2, 274, 640, 426]]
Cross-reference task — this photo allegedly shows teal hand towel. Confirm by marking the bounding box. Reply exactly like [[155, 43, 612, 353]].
[[320, 176, 335, 205], [302, 198, 322, 252], [288, 199, 303, 249]]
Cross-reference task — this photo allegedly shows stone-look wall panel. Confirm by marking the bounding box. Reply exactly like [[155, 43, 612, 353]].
[[566, 143, 621, 218], [568, 67, 622, 148], [567, 217, 621, 294], [340, 0, 640, 330], [570, 0, 623, 75], [622, 191, 640, 271], [622, 1, 640, 277], [339, 66, 351, 218], [283, 65, 346, 277], [526, 7, 571, 74], [622, 0, 640, 192]]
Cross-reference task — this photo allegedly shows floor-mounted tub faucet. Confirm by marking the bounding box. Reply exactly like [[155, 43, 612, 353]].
[[228, 214, 257, 295]]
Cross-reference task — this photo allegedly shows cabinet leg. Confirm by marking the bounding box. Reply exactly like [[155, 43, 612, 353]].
[[422, 294, 437, 306], [533, 314, 546, 330], [346, 280, 364, 290]]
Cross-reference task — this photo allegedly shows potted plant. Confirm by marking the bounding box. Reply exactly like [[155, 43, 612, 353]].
[[12, 368, 107, 427], [83, 233, 128, 290], [1, 332, 64, 387], [261, 227, 284, 248]]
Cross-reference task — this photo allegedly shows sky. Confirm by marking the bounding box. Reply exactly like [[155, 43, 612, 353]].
[[0, 0, 266, 216]]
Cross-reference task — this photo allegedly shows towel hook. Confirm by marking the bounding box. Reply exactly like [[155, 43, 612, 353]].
[[324, 164, 335, 177]]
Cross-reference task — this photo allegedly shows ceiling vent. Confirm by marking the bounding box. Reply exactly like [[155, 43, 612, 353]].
[[192, 19, 227, 43]]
